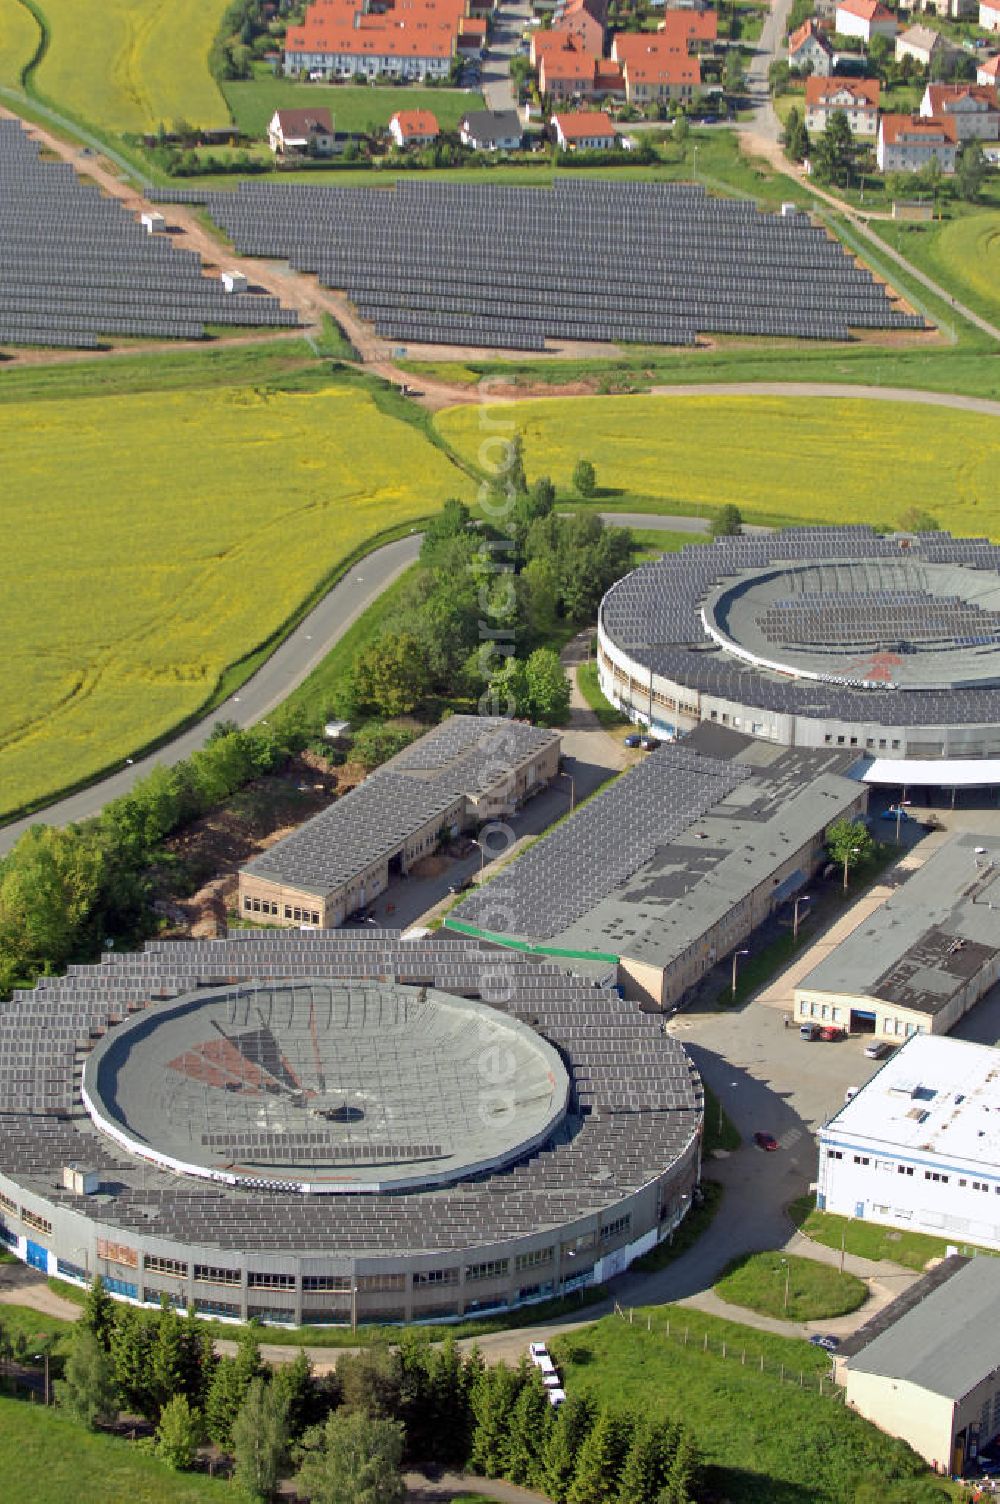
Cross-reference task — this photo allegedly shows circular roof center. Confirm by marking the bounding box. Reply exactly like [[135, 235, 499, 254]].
[[702, 559, 1000, 690], [82, 981, 569, 1193]]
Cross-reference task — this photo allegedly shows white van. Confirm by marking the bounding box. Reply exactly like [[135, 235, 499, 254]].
[[528, 1342, 550, 1366], [547, 1387, 566, 1408]]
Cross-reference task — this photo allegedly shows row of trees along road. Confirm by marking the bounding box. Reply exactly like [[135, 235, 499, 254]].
[[47, 1277, 704, 1503]]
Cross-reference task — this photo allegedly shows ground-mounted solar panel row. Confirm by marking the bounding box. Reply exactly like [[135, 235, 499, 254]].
[[200, 177, 922, 349], [0, 120, 297, 349]]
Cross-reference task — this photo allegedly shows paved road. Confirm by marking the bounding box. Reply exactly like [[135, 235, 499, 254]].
[[744, 0, 796, 141], [0, 534, 421, 855], [406, 1472, 548, 1504], [481, 0, 531, 113]]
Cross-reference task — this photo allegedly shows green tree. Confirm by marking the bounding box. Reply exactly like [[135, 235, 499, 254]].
[[470, 1362, 523, 1476], [151, 1299, 186, 1417], [294, 1410, 406, 1504], [271, 1348, 316, 1441], [204, 1327, 263, 1452], [486, 655, 529, 720], [55, 1327, 118, 1429], [0, 823, 108, 989], [813, 109, 857, 187], [179, 1304, 216, 1410], [956, 140, 985, 203], [81, 1275, 116, 1351], [617, 1417, 680, 1504], [350, 722, 416, 772], [337, 1344, 403, 1420], [897, 507, 940, 534], [710, 504, 743, 538], [420, 498, 471, 563], [505, 1372, 554, 1487], [543, 1393, 597, 1504], [525, 648, 572, 725], [154, 1393, 203, 1471], [353, 631, 433, 716], [233, 1376, 290, 1503], [572, 459, 597, 498], [660, 1428, 701, 1504], [672, 114, 689, 145], [781, 106, 810, 163], [109, 1305, 156, 1420], [568, 1407, 635, 1504], [826, 817, 875, 883]]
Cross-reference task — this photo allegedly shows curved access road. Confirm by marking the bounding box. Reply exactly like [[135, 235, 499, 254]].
[[0, 534, 422, 855]]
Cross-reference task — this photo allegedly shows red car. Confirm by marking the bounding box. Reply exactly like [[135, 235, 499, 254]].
[[754, 1131, 779, 1152], [819, 1026, 845, 1042]]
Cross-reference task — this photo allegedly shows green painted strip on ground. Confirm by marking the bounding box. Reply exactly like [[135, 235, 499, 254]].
[[443, 917, 619, 966]]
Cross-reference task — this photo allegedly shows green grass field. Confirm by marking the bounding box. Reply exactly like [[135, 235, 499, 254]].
[[222, 74, 484, 139], [434, 395, 1000, 534], [21, 0, 231, 133], [714, 1252, 867, 1322], [789, 1195, 999, 1272], [0, 1396, 230, 1504], [0, 0, 39, 87], [878, 212, 1000, 331], [551, 1307, 938, 1504], [0, 371, 468, 819]]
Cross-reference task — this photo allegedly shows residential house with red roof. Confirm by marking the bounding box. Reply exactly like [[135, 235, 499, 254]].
[[978, 53, 1000, 86], [538, 37, 600, 98], [550, 0, 607, 57], [267, 107, 336, 155], [834, 0, 898, 39], [877, 112, 958, 171], [920, 81, 1000, 139], [657, 9, 718, 50], [551, 109, 618, 147], [389, 108, 441, 146], [611, 32, 701, 103], [805, 76, 880, 134], [283, 0, 460, 80], [788, 18, 837, 75]]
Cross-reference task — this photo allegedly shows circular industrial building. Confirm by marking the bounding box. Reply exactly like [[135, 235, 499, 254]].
[[598, 527, 1000, 763], [0, 934, 701, 1325]]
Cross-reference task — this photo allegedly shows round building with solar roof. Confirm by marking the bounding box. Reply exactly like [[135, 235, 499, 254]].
[[0, 934, 701, 1325], [598, 528, 1000, 764]]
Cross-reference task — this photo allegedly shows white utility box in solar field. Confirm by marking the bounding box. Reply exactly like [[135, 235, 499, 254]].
[[140, 210, 166, 234], [221, 270, 248, 294]]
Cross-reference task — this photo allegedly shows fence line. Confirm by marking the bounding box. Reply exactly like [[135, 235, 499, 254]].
[[613, 1306, 844, 1400]]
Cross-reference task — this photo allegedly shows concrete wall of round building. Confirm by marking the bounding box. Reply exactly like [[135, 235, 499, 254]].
[[0, 1135, 700, 1327]]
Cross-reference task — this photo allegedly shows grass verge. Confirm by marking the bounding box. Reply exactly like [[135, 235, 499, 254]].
[[550, 1306, 937, 1504], [714, 1251, 868, 1322], [632, 1179, 724, 1273], [576, 659, 629, 731], [788, 1194, 999, 1272]]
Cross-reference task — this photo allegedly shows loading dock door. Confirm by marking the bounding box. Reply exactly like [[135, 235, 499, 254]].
[[850, 1008, 877, 1034]]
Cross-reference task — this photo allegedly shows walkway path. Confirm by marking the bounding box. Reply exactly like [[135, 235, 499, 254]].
[[406, 1471, 549, 1504]]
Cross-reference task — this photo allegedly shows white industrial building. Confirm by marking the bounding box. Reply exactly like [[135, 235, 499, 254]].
[[817, 1035, 1000, 1249]]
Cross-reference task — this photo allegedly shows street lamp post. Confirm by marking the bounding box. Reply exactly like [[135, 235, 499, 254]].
[[895, 797, 912, 846], [792, 894, 811, 940], [843, 847, 861, 892], [558, 770, 576, 811], [731, 948, 750, 998], [470, 839, 486, 875], [780, 1258, 790, 1315], [693, 143, 699, 183]]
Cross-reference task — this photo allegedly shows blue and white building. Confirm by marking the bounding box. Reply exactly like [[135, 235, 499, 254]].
[[817, 1035, 1000, 1250]]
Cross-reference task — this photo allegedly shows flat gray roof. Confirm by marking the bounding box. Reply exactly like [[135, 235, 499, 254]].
[[241, 717, 558, 898], [452, 732, 862, 970], [799, 831, 1000, 1015], [846, 1254, 1000, 1401]]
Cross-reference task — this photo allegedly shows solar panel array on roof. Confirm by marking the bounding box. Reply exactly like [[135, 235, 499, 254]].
[[0, 933, 701, 1253], [601, 528, 1000, 725], [197, 177, 920, 350], [0, 121, 297, 349]]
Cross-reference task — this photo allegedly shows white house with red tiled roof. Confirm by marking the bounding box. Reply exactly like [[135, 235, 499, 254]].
[[267, 107, 335, 155], [921, 82, 1000, 139], [805, 76, 880, 134], [877, 112, 958, 172], [981, 0, 1000, 29], [835, 0, 898, 39], [551, 109, 618, 148], [389, 108, 440, 147], [789, 18, 837, 75], [978, 53, 1000, 86]]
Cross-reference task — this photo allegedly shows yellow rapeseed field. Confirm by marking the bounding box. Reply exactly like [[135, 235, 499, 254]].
[[0, 383, 467, 817], [435, 395, 1000, 535], [932, 214, 1000, 327], [31, 0, 231, 133], [0, 0, 39, 87]]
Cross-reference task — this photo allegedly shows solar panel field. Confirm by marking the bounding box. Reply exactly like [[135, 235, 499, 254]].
[[434, 394, 1000, 535], [19, 0, 230, 133], [0, 379, 469, 819]]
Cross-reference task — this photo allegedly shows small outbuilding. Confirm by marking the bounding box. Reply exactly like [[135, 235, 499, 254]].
[[220, 270, 248, 294], [140, 210, 166, 235]]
